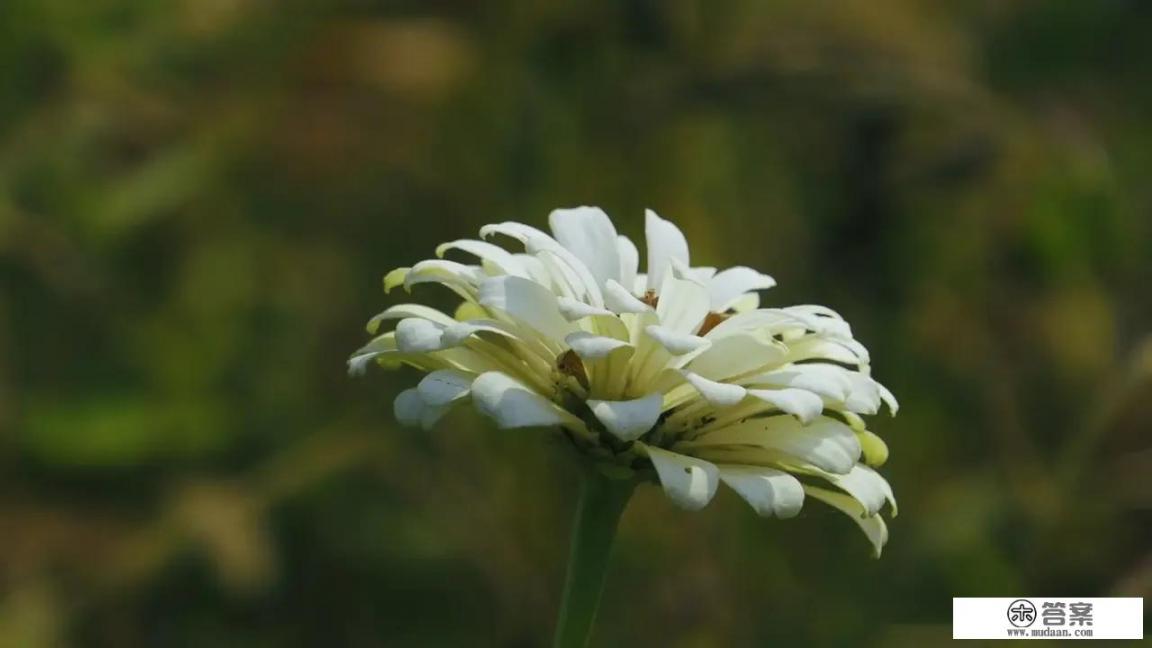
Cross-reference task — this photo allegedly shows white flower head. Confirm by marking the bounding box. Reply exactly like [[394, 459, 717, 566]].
[[352, 207, 898, 556]]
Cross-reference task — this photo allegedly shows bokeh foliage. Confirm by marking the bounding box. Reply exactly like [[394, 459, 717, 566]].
[[1, 1, 1150, 645]]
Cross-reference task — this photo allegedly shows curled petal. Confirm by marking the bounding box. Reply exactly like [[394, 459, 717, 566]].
[[786, 337, 868, 366], [857, 430, 889, 467], [686, 333, 787, 382], [471, 372, 578, 429], [752, 365, 852, 401], [617, 235, 639, 292], [440, 320, 517, 347], [684, 415, 861, 475], [589, 393, 664, 442], [557, 297, 615, 321], [480, 221, 604, 307], [367, 304, 456, 334], [567, 331, 631, 360], [746, 388, 824, 424], [728, 293, 760, 313], [479, 276, 572, 341], [395, 318, 448, 353], [645, 209, 690, 292], [719, 465, 805, 518], [877, 382, 899, 415], [707, 267, 777, 312], [347, 354, 377, 376], [436, 239, 529, 278], [417, 370, 473, 406], [405, 260, 485, 295], [549, 207, 621, 289], [804, 485, 889, 558], [603, 279, 651, 314], [393, 388, 449, 430], [656, 274, 710, 335], [821, 463, 897, 517], [348, 332, 401, 375], [702, 308, 808, 340], [682, 371, 747, 407], [645, 325, 711, 356], [643, 445, 719, 511], [383, 267, 409, 293]]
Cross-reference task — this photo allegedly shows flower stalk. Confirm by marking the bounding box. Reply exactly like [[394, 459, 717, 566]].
[[553, 466, 636, 648]]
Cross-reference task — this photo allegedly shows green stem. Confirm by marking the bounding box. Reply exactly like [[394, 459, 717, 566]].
[[552, 467, 636, 648]]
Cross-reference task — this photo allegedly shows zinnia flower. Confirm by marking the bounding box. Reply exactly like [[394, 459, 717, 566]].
[[351, 207, 897, 556]]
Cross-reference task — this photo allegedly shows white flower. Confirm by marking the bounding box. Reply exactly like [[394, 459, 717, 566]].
[[351, 207, 898, 556]]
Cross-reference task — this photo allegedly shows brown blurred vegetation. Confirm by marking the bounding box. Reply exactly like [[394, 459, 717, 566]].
[[1, 1, 1150, 646]]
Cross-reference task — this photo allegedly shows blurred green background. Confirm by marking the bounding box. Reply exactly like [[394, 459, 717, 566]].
[[2, 1, 1150, 646]]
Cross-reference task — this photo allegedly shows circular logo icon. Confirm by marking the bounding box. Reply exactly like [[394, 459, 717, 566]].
[[1007, 599, 1037, 628]]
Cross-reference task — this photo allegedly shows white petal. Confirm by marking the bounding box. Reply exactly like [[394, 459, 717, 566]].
[[702, 308, 808, 340], [513, 253, 552, 285], [785, 336, 867, 366], [348, 332, 399, 375], [632, 273, 648, 295], [367, 304, 457, 334], [481, 221, 604, 306], [682, 372, 747, 407], [719, 465, 805, 518], [690, 266, 717, 282], [643, 445, 719, 511], [707, 267, 777, 311], [729, 293, 760, 313], [533, 249, 583, 300], [549, 207, 621, 288], [585, 311, 630, 341], [429, 346, 502, 375], [528, 246, 605, 309], [685, 415, 861, 474], [395, 318, 447, 353], [404, 260, 485, 295], [644, 325, 711, 356], [751, 365, 852, 401], [603, 279, 651, 314], [644, 209, 690, 292], [804, 485, 889, 557], [557, 297, 615, 321], [686, 333, 787, 382], [393, 388, 448, 429], [617, 235, 639, 292], [435, 239, 529, 278], [815, 317, 853, 340], [857, 429, 890, 467], [393, 388, 425, 427], [420, 405, 450, 429], [843, 373, 882, 415], [877, 381, 899, 415], [440, 320, 519, 347], [655, 274, 710, 335], [479, 275, 572, 341], [788, 305, 844, 319], [470, 372, 574, 429], [588, 393, 664, 442], [383, 267, 408, 293], [347, 353, 377, 376], [746, 388, 824, 424], [417, 370, 473, 406], [822, 464, 897, 517], [566, 331, 631, 360]]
